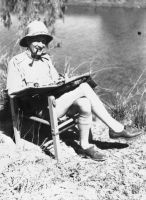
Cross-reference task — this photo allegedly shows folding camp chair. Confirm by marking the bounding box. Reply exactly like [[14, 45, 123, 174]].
[[9, 73, 97, 161], [9, 92, 78, 161]]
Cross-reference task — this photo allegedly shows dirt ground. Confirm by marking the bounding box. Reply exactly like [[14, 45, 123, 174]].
[[0, 120, 146, 200]]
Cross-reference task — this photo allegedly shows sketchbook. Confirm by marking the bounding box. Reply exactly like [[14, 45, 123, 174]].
[[11, 73, 97, 97]]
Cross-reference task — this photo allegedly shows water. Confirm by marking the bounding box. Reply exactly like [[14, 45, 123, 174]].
[[53, 5, 146, 96], [1, 5, 146, 99]]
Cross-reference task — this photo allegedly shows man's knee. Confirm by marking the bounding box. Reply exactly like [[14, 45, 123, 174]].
[[74, 98, 91, 116], [79, 82, 91, 90]]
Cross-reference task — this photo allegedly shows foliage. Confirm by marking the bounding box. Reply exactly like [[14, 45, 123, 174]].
[[0, 53, 9, 100], [0, 0, 66, 36]]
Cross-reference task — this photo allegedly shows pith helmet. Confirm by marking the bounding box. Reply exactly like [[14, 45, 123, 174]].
[[19, 20, 53, 47]]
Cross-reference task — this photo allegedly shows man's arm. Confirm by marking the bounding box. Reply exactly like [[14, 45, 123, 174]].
[[7, 58, 26, 95]]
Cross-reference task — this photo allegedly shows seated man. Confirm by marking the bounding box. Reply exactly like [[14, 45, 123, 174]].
[[7, 20, 141, 161]]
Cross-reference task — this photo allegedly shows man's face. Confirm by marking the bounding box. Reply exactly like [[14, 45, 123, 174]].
[[27, 35, 48, 56]]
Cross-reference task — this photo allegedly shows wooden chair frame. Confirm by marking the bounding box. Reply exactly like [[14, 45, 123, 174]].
[[9, 94, 78, 161]]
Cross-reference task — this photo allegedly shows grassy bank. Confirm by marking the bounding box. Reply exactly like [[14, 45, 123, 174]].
[[0, 121, 146, 200]]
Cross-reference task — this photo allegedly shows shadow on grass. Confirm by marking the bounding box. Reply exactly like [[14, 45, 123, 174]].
[[60, 129, 129, 154], [90, 140, 129, 149], [0, 108, 14, 140]]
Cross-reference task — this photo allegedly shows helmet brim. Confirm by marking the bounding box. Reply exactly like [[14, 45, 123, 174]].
[[19, 34, 53, 47]]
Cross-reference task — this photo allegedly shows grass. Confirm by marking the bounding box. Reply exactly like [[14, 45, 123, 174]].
[[106, 71, 146, 129], [0, 122, 146, 200], [107, 91, 145, 128]]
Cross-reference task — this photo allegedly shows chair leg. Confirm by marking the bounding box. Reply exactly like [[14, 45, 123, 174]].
[[10, 96, 21, 146], [48, 96, 61, 161]]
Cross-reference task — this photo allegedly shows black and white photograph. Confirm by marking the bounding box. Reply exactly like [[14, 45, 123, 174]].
[[0, 0, 145, 199]]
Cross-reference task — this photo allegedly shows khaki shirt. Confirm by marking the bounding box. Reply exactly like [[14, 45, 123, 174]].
[[7, 51, 59, 95]]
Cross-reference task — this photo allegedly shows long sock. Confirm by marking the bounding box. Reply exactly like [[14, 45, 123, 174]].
[[78, 114, 92, 149]]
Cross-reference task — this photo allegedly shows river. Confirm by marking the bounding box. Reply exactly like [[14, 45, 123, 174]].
[[53, 5, 146, 97], [1, 5, 146, 101]]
